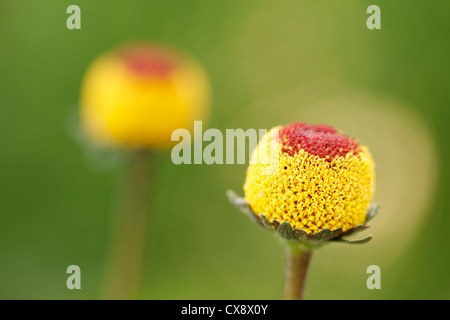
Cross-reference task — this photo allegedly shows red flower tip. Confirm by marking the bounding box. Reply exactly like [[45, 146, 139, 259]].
[[280, 123, 360, 161], [119, 45, 176, 77]]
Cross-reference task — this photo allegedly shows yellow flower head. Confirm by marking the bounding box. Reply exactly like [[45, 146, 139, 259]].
[[244, 123, 375, 235], [80, 43, 210, 149]]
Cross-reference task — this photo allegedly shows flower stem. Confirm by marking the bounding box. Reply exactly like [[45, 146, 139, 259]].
[[103, 150, 152, 299], [283, 243, 313, 300]]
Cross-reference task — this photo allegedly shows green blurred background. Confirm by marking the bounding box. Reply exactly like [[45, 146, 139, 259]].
[[0, 0, 449, 299]]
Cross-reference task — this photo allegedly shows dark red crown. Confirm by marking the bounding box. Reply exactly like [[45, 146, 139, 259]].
[[279, 123, 360, 161]]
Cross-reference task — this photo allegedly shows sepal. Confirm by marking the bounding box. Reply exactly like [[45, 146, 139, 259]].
[[227, 189, 378, 247]]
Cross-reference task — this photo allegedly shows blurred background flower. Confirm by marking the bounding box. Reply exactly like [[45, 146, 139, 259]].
[[0, 0, 448, 299], [78, 42, 210, 299], [80, 43, 210, 150]]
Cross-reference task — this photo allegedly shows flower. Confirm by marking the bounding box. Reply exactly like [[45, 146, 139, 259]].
[[227, 123, 377, 301], [241, 122, 376, 238], [80, 43, 210, 149]]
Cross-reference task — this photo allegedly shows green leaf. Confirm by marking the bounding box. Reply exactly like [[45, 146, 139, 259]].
[[341, 224, 370, 236], [294, 229, 309, 240], [277, 221, 298, 241], [309, 228, 334, 241], [365, 203, 379, 223], [333, 234, 373, 245], [260, 214, 272, 229], [226, 189, 263, 227]]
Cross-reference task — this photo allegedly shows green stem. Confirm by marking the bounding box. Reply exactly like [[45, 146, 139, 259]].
[[103, 150, 152, 299], [283, 243, 313, 300]]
